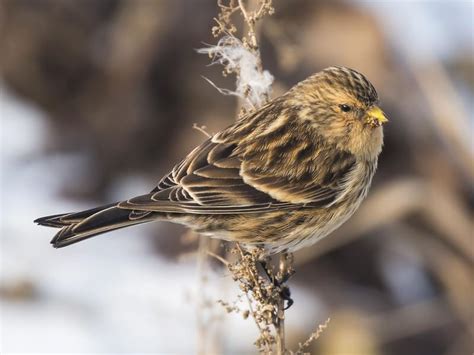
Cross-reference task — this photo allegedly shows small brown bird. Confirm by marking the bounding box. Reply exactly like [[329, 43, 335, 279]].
[[35, 66, 387, 254]]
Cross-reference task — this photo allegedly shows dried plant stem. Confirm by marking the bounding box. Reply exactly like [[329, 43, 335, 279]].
[[232, 245, 291, 353], [275, 297, 286, 355], [237, 0, 257, 49], [292, 318, 331, 354], [275, 252, 294, 354], [192, 123, 212, 138], [207, 250, 229, 266], [245, 292, 273, 354], [196, 235, 210, 355]]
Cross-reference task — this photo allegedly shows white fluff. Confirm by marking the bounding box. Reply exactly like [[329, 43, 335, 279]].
[[198, 36, 273, 109]]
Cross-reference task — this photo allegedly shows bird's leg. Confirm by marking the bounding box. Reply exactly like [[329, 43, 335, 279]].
[[278, 252, 295, 284], [279, 285, 293, 310], [256, 257, 275, 284], [256, 253, 295, 309], [277, 252, 295, 310]]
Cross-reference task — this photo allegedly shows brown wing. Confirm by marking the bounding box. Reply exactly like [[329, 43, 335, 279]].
[[118, 131, 356, 215], [119, 139, 291, 214]]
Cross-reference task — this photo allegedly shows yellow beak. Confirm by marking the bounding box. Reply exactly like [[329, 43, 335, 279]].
[[366, 106, 388, 127]]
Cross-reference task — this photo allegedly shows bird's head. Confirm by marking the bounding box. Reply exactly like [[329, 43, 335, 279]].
[[290, 66, 388, 160]]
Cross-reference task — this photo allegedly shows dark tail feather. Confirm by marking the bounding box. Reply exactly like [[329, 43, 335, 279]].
[[34, 203, 118, 228], [35, 204, 156, 248]]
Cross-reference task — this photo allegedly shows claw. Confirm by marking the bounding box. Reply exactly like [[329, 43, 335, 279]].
[[280, 285, 293, 310]]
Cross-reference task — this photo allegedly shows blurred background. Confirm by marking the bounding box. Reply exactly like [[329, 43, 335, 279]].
[[0, 0, 472, 354]]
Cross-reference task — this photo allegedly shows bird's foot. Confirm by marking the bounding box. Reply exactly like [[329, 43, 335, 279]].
[[257, 259, 294, 309]]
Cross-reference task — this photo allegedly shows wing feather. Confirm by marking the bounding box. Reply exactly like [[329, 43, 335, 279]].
[[118, 126, 356, 215]]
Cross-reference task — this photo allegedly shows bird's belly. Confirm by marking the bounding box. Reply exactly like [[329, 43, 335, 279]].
[[169, 200, 362, 255], [278, 207, 356, 253]]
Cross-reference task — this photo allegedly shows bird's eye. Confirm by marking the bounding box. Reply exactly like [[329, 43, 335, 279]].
[[340, 104, 352, 112]]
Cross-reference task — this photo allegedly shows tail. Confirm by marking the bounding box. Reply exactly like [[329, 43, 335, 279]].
[[34, 203, 157, 248]]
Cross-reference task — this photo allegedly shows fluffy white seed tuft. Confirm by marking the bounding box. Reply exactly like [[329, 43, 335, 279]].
[[197, 36, 273, 109]]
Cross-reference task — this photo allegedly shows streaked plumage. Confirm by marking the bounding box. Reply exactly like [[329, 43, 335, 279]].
[[35, 66, 387, 254]]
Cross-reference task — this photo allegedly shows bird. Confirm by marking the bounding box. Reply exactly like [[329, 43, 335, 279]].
[[35, 66, 388, 254]]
